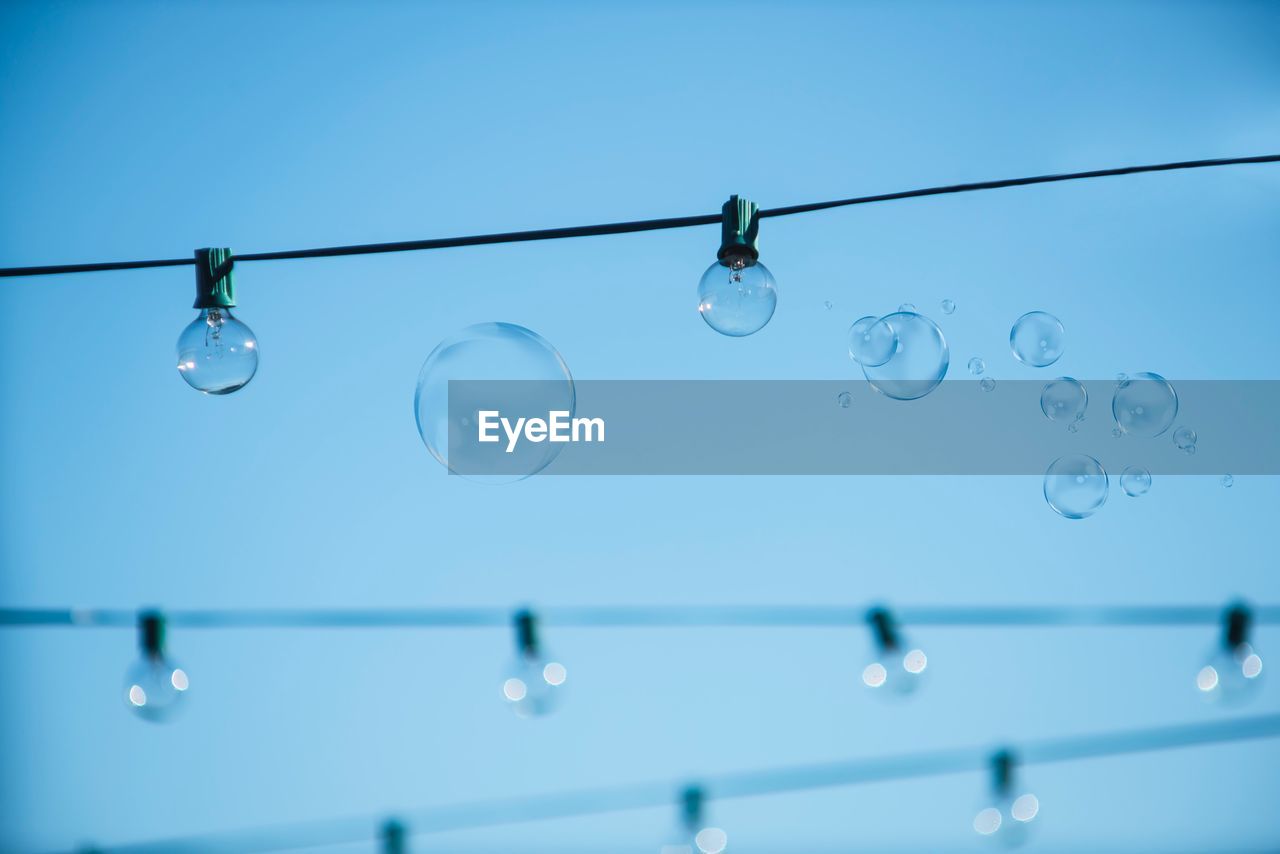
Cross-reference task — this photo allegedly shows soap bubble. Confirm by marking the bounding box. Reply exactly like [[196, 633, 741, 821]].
[[980, 377, 996, 392], [862, 312, 949, 401], [1010, 311, 1065, 367], [1044, 454, 1108, 519], [1222, 474, 1234, 488], [940, 299, 956, 315], [1120, 466, 1152, 497], [847, 316, 897, 367], [414, 323, 575, 484], [1112, 372, 1178, 437], [824, 300, 833, 310], [967, 357, 986, 376], [898, 302, 916, 313], [1040, 378, 1088, 425], [1173, 426, 1198, 454], [1112, 427, 1123, 439], [836, 391, 852, 409]]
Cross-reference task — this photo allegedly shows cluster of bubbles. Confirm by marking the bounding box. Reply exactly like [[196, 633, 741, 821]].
[[847, 310, 950, 401]]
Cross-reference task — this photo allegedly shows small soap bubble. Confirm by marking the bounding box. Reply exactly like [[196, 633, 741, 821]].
[[967, 357, 986, 376], [980, 377, 996, 392], [1010, 311, 1065, 367], [1221, 474, 1234, 488], [1112, 427, 1123, 439], [1067, 421, 1080, 433], [1040, 377, 1088, 425], [824, 300, 833, 310], [1120, 465, 1152, 497], [847, 316, 898, 367], [898, 303, 916, 313], [836, 391, 852, 409], [1173, 425, 1198, 454], [1112, 372, 1178, 437], [1044, 454, 1109, 519], [940, 299, 956, 315]]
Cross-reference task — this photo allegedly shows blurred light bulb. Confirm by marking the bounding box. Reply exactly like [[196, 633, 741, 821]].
[[974, 752, 1037, 848], [862, 608, 926, 696], [697, 255, 777, 337], [1197, 642, 1263, 704], [502, 653, 567, 717], [973, 793, 1039, 847], [503, 610, 565, 717], [124, 612, 187, 723], [176, 307, 258, 394]]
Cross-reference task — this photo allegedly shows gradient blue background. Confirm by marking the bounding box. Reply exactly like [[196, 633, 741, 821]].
[[2, 1, 1279, 851]]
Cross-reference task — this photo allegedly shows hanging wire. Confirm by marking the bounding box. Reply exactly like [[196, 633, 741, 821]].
[[92, 713, 1280, 853], [4, 602, 1278, 629], [2, 154, 1276, 279]]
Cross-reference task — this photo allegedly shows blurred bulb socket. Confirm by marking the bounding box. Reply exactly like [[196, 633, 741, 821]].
[[138, 609, 165, 658], [514, 609, 540, 657]]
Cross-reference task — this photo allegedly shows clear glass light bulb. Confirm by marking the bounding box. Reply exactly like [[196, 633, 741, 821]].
[[697, 255, 777, 337], [501, 652, 567, 717], [973, 791, 1039, 847], [861, 646, 928, 696], [123, 653, 189, 722], [660, 826, 728, 854], [176, 307, 259, 394], [1196, 642, 1263, 704]]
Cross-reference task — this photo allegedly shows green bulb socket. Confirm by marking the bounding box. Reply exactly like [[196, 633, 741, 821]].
[[867, 606, 900, 651], [514, 609, 539, 657], [193, 247, 236, 309], [139, 610, 165, 657], [716, 195, 760, 265]]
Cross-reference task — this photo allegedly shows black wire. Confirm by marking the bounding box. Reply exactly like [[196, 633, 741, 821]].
[[96, 713, 1280, 853], [2, 154, 1276, 279], [4, 603, 1278, 629]]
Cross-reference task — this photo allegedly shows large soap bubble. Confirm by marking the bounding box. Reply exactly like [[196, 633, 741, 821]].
[[414, 323, 575, 484], [1044, 454, 1108, 519], [1111, 372, 1178, 438], [861, 311, 949, 401], [1040, 378, 1088, 425], [1010, 311, 1064, 367]]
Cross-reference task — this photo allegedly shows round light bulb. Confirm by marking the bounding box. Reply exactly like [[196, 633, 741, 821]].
[[501, 652, 567, 717], [123, 654, 189, 722], [176, 307, 259, 394], [1196, 642, 1263, 704], [973, 792, 1038, 847], [697, 256, 776, 337], [862, 647, 927, 695]]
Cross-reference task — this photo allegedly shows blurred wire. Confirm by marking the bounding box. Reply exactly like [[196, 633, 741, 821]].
[[2, 154, 1276, 278], [91, 713, 1280, 853], [4, 603, 1278, 629]]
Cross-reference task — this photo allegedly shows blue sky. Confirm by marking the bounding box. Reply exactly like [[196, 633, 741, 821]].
[[2, 1, 1279, 851]]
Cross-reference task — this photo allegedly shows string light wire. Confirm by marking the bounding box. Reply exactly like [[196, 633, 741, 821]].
[[89, 713, 1280, 853], [4, 603, 1278, 629], [1, 154, 1276, 279]]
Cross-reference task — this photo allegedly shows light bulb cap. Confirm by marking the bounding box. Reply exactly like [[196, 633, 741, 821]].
[[193, 247, 236, 309], [866, 606, 901, 652], [1224, 603, 1252, 650], [680, 784, 705, 832], [991, 749, 1015, 796], [514, 609, 539, 657], [380, 818, 406, 854], [138, 609, 165, 657], [717, 195, 760, 264]]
